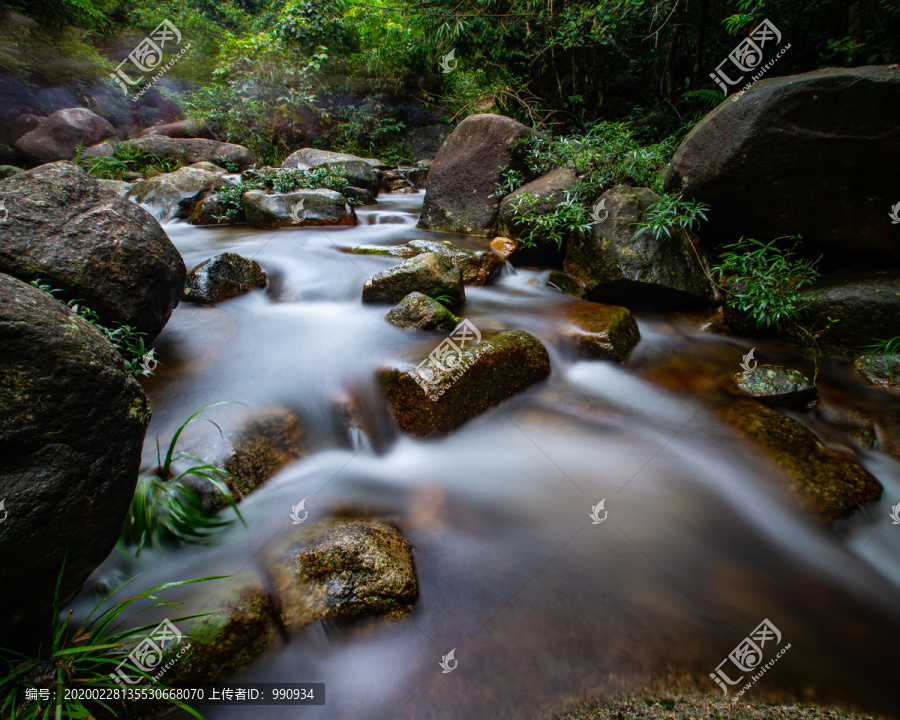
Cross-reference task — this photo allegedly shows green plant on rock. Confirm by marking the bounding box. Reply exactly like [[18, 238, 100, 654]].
[[78, 143, 181, 180], [29, 280, 156, 377], [635, 195, 710, 239], [508, 191, 593, 250], [860, 336, 900, 382], [120, 404, 246, 556], [491, 166, 526, 197], [0, 564, 222, 720]]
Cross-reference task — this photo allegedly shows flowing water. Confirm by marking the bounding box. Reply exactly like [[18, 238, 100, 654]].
[[82, 194, 900, 719]]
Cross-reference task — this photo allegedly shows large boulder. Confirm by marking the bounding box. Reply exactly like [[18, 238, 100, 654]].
[[347, 239, 502, 286], [266, 519, 418, 632], [125, 165, 226, 221], [407, 125, 450, 159], [13, 108, 115, 165], [417, 114, 539, 235], [243, 189, 356, 228], [362, 253, 465, 310], [563, 185, 718, 308], [378, 330, 551, 437], [126, 136, 256, 171], [139, 119, 217, 141], [717, 400, 882, 523], [0, 162, 185, 340], [0, 274, 150, 650], [664, 66, 900, 261], [183, 253, 267, 305], [497, 167, 578, 265], [282, 148, 382, 195]]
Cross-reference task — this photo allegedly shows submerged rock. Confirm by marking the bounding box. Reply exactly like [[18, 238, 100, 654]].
[[733, 365, 816, 408], [814, 404, 877, 451], [0, 161, 185, 340], [717, 400, 882, 523], [563, 185, 717, 309], [362, 252, 465, 309], [0, 274, 150, 650], [125, 166, 226, 221], [386, 292, 459, 331], [267, 519, 418, 632], [243, 188, 356, 228], [418, 113, 538, 235], [566, 302, 640, 362], [183, 253, 267, 305], [378, 330, 551, 437]]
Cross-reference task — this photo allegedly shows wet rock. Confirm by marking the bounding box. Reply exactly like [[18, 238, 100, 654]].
[[183, 253, 267, 305], [267, 519, 418, 632], [491, 236, 518, 260], [126, 136, 256, 171], [0, 165, 24, 179], [797, 269, 900, 347], [547, 271, 587, 299], [97, 178, 131, 195], [418, 114, 539, 235], [378, 330, 551, 437], [497, 167, 578, 265], [567, 302, 640, 362], [342, 185, 376, 205], [717, 400, 882, 523], [282, 148, 382, 195], [564, 185, 718, 309], [139, 119, 217, 141], [0, 274, 150, 650], [362, 252, 465, 310], [733, 365, 816, 408], [13, 108, 116, 165], [814, 405, 877, 450], [125, 166, 226, 221], [243, 188, 356, 228], [854, 352, 900, 394], [665, 65, 900, 262], [348, 239, 502, 286], [189, 194, 236, 225], [386, 292, 459, 331], [0, 161, 185, 340]]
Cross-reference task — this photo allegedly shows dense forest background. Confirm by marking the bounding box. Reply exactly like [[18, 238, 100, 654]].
[[1, 0, 898, 164]]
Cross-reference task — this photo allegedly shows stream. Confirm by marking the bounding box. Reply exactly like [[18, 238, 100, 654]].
[[81, 193, 900, 720]]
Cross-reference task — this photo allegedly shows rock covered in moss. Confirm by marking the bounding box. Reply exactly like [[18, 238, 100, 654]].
[[733, 365, 816, 408], [266, 519, 418, 632], [386, 292, 459, 331], [347, 239, 502, 286], [378, 330, 551, 437], [362, 252, 465, 309], [183, 253, 267, 305], [854, 351, 900, 395], [717, 400, 882, 523], [567, 302, 640, 362]]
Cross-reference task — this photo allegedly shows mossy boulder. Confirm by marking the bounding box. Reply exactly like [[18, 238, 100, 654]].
[[189, 194, 235, 225], [378, 330, 551, 437], [362, 252, 465, 309], [386, 292, 459, 331], [0, 274, 150, 650], [563, 185, 718, 309], [183, 253, 267, 305], [0, 165, 24, 179], [547, 272, 587, 299], [717, 400, 882, 523], [733, 365, 816, 408], [125, 166, 226, 221], [566, 302, 640, 362], [266, 519, 418, 632], [346, 239, 502, 286], [243, 188, 356, 228]]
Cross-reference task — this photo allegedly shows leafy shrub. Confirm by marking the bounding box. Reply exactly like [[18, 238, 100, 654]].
[[508, 191, 593, 250], [635, 196, 710, 239], [77, 143, 180, 180]]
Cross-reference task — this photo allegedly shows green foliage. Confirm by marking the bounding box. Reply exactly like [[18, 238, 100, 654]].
[[0, 565, 221, 719], [711, 237, 820, 331], [29, 280, 155, 377], [120, 404, 246, 556], [635, 196, 710, 240], [508, 191, 593, 250], [861, 336, 900, 382], [77, 143, 180, 180], [334, 97, 408, 161], [492, 166, 526, 198]]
